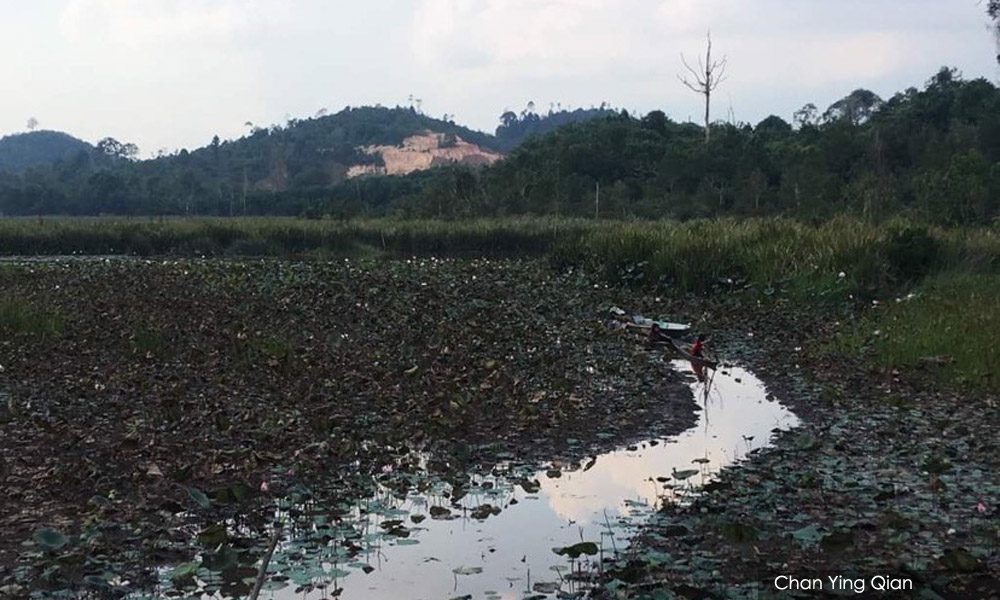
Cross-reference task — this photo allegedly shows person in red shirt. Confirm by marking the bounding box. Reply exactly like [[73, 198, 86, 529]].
[[690, 333, 708, 357], [689, 333, 709, 382]]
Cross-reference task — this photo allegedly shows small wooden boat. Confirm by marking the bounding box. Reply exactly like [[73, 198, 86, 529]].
[[645, 322, 693, 348], [608, 308, 690, 339], [631, 316, 691, 338]]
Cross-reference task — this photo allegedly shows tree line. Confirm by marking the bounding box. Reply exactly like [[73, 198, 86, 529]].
[[1, 69, 999, 226], [399, 68, 1000, 225], [0, 105, 613, 217]]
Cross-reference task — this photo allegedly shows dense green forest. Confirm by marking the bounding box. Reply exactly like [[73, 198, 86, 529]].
[[1, 69, 999, 225], [494, 105, 617, 151], [459, 68, 1000, 225], [0, 106, 611, 217], [0, 130, 104, 174]]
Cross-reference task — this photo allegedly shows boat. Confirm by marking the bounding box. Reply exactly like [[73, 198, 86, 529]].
[[608, 307, 690, 339], [631, 316, 691, 338]]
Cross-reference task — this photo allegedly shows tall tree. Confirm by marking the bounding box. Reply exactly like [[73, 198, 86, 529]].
[[823, 89, 883, 125], [679, 31, 728, 143], [793, 103, 818, 129], [97, 137, 139, 161], [990, 1, 1000, 63]]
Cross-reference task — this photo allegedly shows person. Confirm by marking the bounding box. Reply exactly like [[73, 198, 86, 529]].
[[647, 323, 673, 347], [689, 333, 709, 382], [690, 333, 708, 357]]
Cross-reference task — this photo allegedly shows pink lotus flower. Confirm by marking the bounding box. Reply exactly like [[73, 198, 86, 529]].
[[976, 502, 987, 514], [260, 480, 269, 493]]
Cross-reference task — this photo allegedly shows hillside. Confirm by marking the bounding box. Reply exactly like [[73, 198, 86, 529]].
[[334, 68, 997, 224], [151, 106, 503, 191], [347, 132, 502, 178], [459, 68, 1000, 224], [157, 105, 606, 191], [8, 70, 999, 226], [0, 105, 617, 216], [494, 106, 618, 151], [0, 131, 95, 174]]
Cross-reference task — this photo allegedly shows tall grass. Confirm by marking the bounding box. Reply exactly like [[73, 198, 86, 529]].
[[554, 216, 999, 296], [0, 216, 996, 297], [833, 273, 1000, 390], [0, 216, 597, 258]]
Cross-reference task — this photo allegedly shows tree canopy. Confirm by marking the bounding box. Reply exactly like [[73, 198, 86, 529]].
[[1, 71, 998, 226], [422, 69, 1000, 225], [0, 131, 103, 174]]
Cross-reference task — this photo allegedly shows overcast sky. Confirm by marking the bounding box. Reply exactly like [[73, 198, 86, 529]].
[[3, 0, 997, 155]]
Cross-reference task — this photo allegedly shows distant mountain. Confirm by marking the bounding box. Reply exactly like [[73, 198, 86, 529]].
[[3, 70, 999, 224], [147, 106, 506, 194], [148, 105, 617, 193], [494, 107, 619, 151], [0, 131, 96, 174], [0, 104, 621, 216]]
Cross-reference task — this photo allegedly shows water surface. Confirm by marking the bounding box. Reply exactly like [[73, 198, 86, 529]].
[[246, 360, 799, 600]]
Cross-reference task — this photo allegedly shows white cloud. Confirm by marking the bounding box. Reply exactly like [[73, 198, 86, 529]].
[[39, 0, 299, 152], [408, 0, 987, 132], [717, 31, 910, 90], [411, 0, 652, 77], [1, 0, 992, 151], [58, 0, 293, 46], [411, 0, 912, 86]]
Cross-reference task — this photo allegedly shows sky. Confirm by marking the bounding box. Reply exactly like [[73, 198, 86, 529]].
[[2, 0, 997, 156]]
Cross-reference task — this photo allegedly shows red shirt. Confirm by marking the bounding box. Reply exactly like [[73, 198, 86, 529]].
[[690, 339, 704, 357]]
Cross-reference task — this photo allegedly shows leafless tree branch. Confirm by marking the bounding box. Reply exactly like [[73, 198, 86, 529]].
[[677, 31, 728, 143], [680, 54, 702, 82], [677, 74, 702, 94], [708, 58, 728, 91]]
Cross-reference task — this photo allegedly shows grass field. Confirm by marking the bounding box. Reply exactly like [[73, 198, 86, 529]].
[[0, 216, 583, 258], [833, 273, 1000, 390], [1, 216, 997, 287]]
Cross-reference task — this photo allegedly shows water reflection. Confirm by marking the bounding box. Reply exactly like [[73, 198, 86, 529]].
[[154, 361, 797, 600]]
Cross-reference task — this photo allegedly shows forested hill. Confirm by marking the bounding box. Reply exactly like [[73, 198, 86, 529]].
[[372, 68, 1000, 225], [2, 69, 999, 224], [494, 106, 618, 151], [442, 67, 997, 225], [0, 131, 97, 174], [0, 105, 615, 216], [132, 106, 506, 206]]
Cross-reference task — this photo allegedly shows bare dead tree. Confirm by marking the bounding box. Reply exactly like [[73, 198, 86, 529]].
[[678, 31, 728, 144]]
